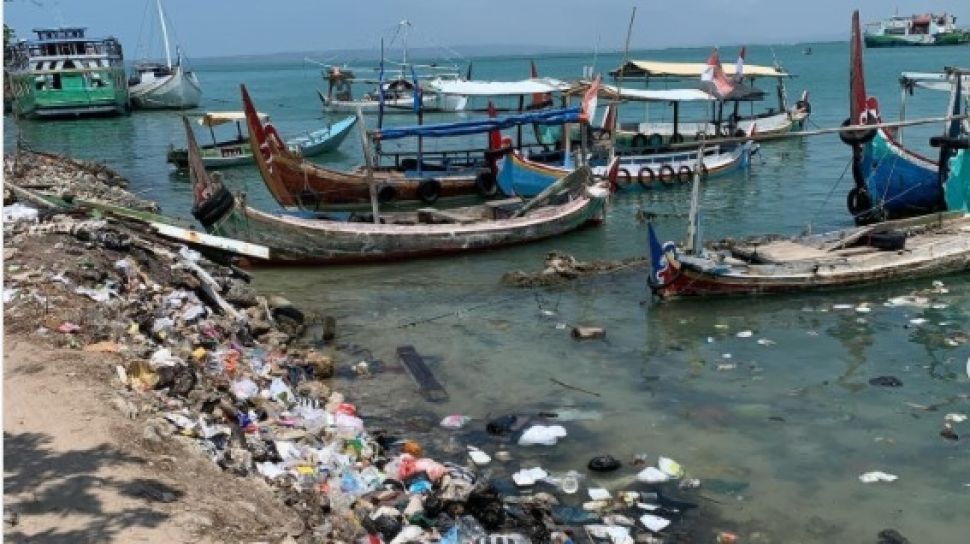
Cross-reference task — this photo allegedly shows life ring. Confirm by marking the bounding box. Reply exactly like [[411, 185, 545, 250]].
[[615, 167, 633, 188], [839, 117, 877, 146], [191, 186, 233, 227], [659, 165, 677, 185], [670, 133, 685, 144], [377, 185, 398, 203], [677, 165, 693, 183], [631, 134, 648, 149], [417, 179, 441, 204], [647, 133, 664, 150], [637, 166, 656, 188], [475, 169, 498, 197]]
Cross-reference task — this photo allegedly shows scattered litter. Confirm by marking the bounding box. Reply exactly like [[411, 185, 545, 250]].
[[909, 318, 928, 326], [940, 424, 959, 441], [440, 414, 472, 429], [572, 326, 606, 340], [56, 321, 81, 334], [467, 446, 491, 466], [832, 304, 854, 310], [716, 363, 736, 371], [859, 471, 898, 483], [2, 203, 39, 223], [2, 288, 18, 304], [658, 456, 684, 478], [756, 338, 775, 346], [869, 376, 903, 387], [512, 467, 548, 486], [636, 467, 670, 484], [639, 513, 671, 533], [735, 330, 753, 338], [588, 488, 611, 501], [397, 345, 449, 402], [944, 413, 967, 424], [75, 286, 114, 302], [518, 425, 568, 446], [588, 454, 622, 472]]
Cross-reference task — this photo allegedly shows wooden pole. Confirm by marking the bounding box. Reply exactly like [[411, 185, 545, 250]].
[[611, 6, 637, 161], [355, 107, 380, 224], [685, 140, 704, 255]]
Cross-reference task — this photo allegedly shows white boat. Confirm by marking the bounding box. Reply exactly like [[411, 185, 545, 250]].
[[128, 0, 201, 109]]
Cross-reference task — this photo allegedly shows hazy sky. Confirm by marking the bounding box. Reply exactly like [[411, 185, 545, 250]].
[[4, 1, 969, 59]]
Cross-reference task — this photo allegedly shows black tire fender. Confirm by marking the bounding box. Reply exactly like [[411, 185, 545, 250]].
[[677, 165, 693, 183], [417, 178, 441, 204], [659, 165, 677, 185], [637, 166, 655, 188]]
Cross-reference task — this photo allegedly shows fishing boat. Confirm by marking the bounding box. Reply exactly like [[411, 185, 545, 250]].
[[864, 12, 970, 47], [608, 54, 810, 144], [647, 212, 970, 298], [243, 84, 592, 210], [5, 27, 129, 119], [842, 10, 970, 224], [128, 0, 202, 109], [167, 110, 357, 169], [184, 117, 610, 265]]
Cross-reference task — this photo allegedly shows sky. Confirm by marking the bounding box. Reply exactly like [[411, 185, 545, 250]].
[[4, 0, 970, 59]]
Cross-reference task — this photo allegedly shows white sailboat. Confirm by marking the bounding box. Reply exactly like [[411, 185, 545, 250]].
[[129, 0, 202, 109]]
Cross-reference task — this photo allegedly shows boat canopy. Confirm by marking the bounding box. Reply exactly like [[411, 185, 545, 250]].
[[372, 106, 581, 140], [198, 111, 269, 127], [611, 60, 790, 79], [425, 77, 570, 96], [592, 84, 715, 102], [900, 72, 970, 94]]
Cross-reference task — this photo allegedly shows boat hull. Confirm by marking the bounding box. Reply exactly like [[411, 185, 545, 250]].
[[202, 188, 607, 264], [859, 128, 944, 217], [651, 213, 970, 298], [9, 69, 130, 119], [130, 67, 202, 109], [287, 116, 357, 157], [864, 32, 970, 47], [322, 94, 442, 113]]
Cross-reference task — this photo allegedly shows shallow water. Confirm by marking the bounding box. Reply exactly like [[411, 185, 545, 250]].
[[6, 41, 969, 542]]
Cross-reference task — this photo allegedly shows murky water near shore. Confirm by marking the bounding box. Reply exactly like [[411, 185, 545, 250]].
[[6, 42, 969, 541]]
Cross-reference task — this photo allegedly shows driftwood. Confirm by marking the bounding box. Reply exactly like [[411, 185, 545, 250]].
[[549, 377, 601, 397]]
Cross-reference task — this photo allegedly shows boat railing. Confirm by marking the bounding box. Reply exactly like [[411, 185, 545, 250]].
[[378, 143, 548, 170]]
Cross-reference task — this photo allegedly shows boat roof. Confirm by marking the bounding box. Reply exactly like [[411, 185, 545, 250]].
[[593, 84, 715, 102], [900, 71, 970, 94], [614, 60, 791, 79], [425, 78, 571, 96], [371, 106, 581, 141], [198, 111, 269, 127]]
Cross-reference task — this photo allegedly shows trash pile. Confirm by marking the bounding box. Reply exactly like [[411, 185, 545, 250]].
[[3, 149, 159, 212], [4, 157, 717, 542], [502, 251, 647, 288]]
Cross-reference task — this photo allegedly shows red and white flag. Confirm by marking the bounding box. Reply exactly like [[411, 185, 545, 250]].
[[581, 75, 601, 124], [700, 48, 735, 98], [734, 46, 746, 82]]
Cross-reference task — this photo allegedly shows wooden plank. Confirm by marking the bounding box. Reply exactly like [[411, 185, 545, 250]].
[[150, 222, 270, 260], [416, 208, 478, 224], [397, 345, 449, 402]]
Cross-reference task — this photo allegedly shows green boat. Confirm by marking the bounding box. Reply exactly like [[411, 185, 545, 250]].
[[864, 13, 970, 47], [5, 27, 129, 119]]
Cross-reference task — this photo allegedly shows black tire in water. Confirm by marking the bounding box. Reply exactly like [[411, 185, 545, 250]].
[[475, 170, 499, 197], [659, 165, 677, 185], [378, 185, 398, 204], [191, 186, 233, 227], [417, 178, 441, 204], [677, 165, 693, 183]]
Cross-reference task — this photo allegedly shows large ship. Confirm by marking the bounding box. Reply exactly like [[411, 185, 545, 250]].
[[5, 27, 130, 119], [864, 13, 970, 47]]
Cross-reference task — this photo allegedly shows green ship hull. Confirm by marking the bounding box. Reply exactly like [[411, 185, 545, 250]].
[[864, 32, 970, 47], [9, 69, 129, 119]]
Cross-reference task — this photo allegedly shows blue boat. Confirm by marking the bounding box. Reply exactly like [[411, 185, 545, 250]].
[[287, 115, 357, 157], [843, 11, 969, 224]]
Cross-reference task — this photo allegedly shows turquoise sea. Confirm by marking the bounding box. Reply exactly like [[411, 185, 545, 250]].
[[5, 42, 969, 542]]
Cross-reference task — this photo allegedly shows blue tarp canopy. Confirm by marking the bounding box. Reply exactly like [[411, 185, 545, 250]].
[[372, 106, 581, 141]]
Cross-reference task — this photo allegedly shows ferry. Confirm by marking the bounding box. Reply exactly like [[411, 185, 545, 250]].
[[6, 27, 130, 119], [864, 13, 970, 47]]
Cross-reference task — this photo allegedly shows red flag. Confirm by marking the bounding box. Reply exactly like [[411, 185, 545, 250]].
[[700, 48, 735, 98], [581, 76, 601, 124]]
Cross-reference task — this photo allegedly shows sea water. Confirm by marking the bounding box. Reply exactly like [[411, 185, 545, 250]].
[[5, 42, 969, 542]]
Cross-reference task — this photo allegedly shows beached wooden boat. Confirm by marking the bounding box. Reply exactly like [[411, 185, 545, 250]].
[[283, 116, 357, 157], [128, 0, 202, 109], [184, 117, 610, 264], [647, 212, 970, 298], [842, 11, 969, 224], [243, 84, 591, 210], [167, 110, 356, 169]]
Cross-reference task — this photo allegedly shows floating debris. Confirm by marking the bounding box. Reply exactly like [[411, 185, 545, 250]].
[[859, 471, 899, 483]]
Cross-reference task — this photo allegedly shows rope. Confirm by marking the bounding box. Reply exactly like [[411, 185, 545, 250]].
[[809, 155, 853, 228]]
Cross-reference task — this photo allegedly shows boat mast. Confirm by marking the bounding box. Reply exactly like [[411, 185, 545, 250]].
[[685, 140, 705, 255], [611, 7, 637, 161], [156, 0, 172, 69]]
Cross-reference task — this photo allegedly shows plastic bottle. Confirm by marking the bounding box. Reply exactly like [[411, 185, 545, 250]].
[[456, 515, 486, 543]]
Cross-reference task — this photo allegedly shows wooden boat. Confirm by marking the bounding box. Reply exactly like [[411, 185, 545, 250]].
[[842, 11, 969, 224], [167, 111, 267, 169], [608, 55, 810, 143], [243, 84, 590, 210], [284, 116, 357, 157], [6, 27, 129, 119], [167, 110, 356, 169], [647, 212, 970, 298], [864, 12, 970, 47], [184, 117, 611, 264], [128, 0, 202, 109]]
